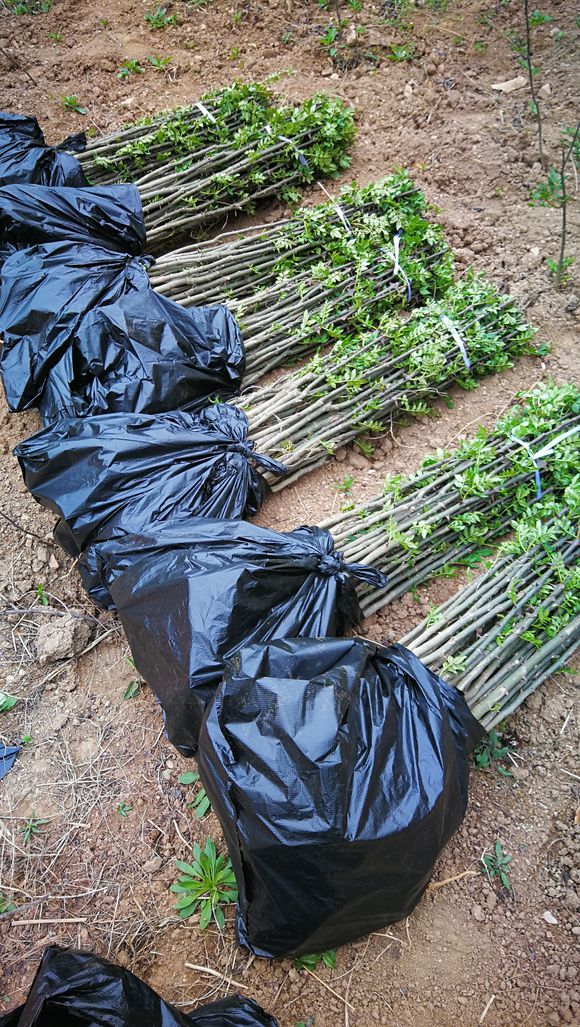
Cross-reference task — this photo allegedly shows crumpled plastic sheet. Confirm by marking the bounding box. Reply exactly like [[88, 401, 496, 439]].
[[0, 183, 245, 422], [0, 946, 278, 1026], [83, 520, 387, 754], [0, 113, 87, 188], [16, 404, 287, 564], [198, 636, 485, 957]]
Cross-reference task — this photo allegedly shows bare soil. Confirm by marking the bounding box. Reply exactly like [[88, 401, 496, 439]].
[[0, 1, 579, 1025]]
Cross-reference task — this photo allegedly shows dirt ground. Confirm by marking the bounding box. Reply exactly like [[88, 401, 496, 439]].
[[0, 0, 579, 1024]]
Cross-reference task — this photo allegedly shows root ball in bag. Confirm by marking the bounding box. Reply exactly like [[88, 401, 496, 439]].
[[15, 405, 286, 575], [198, 637, 484, 957], [90, 520, 386, 755]]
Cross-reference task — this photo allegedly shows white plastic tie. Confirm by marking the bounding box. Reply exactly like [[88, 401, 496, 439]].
[[196, 102, 217, 125], [440, 314, 471, 370]]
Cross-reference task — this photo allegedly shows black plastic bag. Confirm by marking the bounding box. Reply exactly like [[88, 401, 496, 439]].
[[15, 405, 286, 562], [0, 113, 87, 188], [198, 637, 484, 957], [0, 245, 244, 423], [0, 946, 278, 1026], [0, 183, 145, 259], [86, 520, 386, 754], [0, 182, 244, 420]]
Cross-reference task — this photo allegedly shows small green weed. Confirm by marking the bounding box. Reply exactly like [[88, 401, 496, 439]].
[[48, 31, 62, 41], [529, 9, 553, 27], [61, 95, 87, 115], [118, 59, 144, 78], [483, 840, 512, 891], [117, 801, 133, 817], [36, 583, 49, 606], [179, 771, 212, 819], [473, 40, 488, 53], [171, 838, 237, 929], [294, 950, 337, 971], [0, 892, 16, 914], [20, 817, 48, 845], [0, 692, 18, 713], [387, 43, 414, 61], [473, 729, 513, 777], [145, 6, 176, 29], [5, 0, 52, 12], [335, 474, 354, 495], [547, 256, 575, 284], [123, 681, 141, 700], [529, 167, 563, 207], [117, 59, 143, 78], [147, 55, 172, 70]]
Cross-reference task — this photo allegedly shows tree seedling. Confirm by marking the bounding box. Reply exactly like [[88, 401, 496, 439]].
[[20, 817, 48, 845], [145, 6, 177, 29], [118, 59, 144, 79], [61, 95, 87, 115], [483, 840, 512, 891], [171, 838, 237, 928], [294, 950, 337, 971]]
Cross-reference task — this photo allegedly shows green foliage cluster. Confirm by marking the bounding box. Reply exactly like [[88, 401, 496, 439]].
[[171, 839, 237, 929], [87, 81, 275, 181], [86, 83, 354, 204], [307, 273, 534, 420], [377, 382, 578, 569], [4, 0, 51, 12]]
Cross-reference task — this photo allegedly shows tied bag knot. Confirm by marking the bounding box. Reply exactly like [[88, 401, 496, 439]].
[[320, 550, 388, 588], [236, 440, 288, 477]]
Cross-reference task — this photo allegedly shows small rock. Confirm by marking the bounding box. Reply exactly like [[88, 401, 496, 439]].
[[333, 447, 347, 462], [48, 554, 60, 572], [539, 82, 551, 98], [471, 903, 485, 923], [347, 451, 372, 470], [564, 890, 580, 912], [143, 855, 163, 874], [321, 66, 333, 77], [543, 910, 559, 925], [564, 295, 578, 314], [486, 891, 497, 912], [35, 613, 91, 665], [491, 76, 527, 93]]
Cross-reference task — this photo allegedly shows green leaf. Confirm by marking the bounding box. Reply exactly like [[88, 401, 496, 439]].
[[0, 693, 17, 713], [123, 680, 140, 700], [179, 771, 200, 785], [199, 899, 213, 929]]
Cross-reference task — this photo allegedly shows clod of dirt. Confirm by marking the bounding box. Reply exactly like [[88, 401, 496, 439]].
[[35, 613, 91, 665]]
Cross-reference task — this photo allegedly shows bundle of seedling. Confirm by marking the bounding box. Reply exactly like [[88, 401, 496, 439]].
[[401, 499, 580, 728], [325, 382, 580, 615], [150, 173, 454, 383], [239, 274, 536, 485], [77, 82, 275, 185], [78, 83, 356, 248]]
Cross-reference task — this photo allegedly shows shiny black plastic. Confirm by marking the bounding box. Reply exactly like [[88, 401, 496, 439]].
[[0, 245, 244, 423], [0, 183, 145, 258], [0, 113, 87, 188], [198, 637, 484, 957], [86, 520, 386, 754], [0, 946, 278, 1026], [15, 405, 286, 563]]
